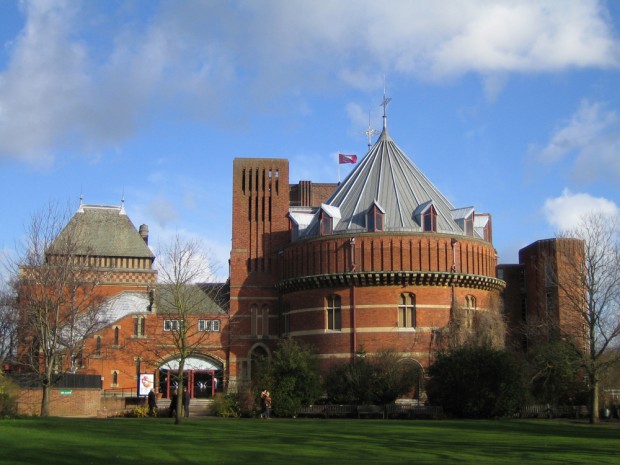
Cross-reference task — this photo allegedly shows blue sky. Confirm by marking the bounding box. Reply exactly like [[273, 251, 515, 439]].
[[1, 0, 619, 280]]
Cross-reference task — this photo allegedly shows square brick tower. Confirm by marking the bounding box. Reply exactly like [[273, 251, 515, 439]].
[[229, 159, 290, 389]]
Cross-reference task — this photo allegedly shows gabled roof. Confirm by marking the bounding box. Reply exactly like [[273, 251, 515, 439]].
[[51, 204, 154, 259], [298, 126, 472, 238]]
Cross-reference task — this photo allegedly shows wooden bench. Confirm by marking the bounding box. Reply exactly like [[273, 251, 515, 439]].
[[357, 405, 385, 419]]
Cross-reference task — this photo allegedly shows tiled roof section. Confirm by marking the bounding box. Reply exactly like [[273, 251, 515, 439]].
[[52, 205, 154, 259], [299, 127, 466, 238]]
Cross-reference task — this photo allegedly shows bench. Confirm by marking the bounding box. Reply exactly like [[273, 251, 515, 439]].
[[357, 405, 385, 419]]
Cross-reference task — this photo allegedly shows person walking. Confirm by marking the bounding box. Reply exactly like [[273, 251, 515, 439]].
[[182, 386, 191, 418]]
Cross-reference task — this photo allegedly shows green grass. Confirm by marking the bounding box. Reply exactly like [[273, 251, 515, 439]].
[[0, 417, 618, 465]]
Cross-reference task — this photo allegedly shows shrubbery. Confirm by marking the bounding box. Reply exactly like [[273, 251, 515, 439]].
[[426, 345, 526, 418], [0, 371, 17, 418], [254, 338, 323, 417], [211, 389, 257, 418], [325, 349, 421, 405]]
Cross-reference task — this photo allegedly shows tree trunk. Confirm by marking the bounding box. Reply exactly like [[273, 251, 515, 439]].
[[589, 375, 599, 424], [40, 384, 50, 417]]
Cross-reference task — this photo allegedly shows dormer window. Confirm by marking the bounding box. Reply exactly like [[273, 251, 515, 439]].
[[367, 201, 385, 232], [319, 204, 341, 237], [423, 205, 437, 232], [320, 210, 332, 236], [464, 213, 474, 236]]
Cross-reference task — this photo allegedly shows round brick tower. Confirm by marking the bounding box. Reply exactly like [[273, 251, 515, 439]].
[[281, 116, 505, 381]]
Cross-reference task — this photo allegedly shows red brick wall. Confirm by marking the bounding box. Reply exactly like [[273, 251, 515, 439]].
[[17, 388, 101, 417]]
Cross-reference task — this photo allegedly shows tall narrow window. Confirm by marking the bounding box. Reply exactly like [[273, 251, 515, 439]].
[[251, 304, 259, 336], [423, 206, 437, 232], [367, 203, 385, 232], [320, 211, 332, 236], [112, 371, 118, 386], [398, 293, 416, 328], [261, 305, 269, 337], [95, 336, 102, 356], [114, 327, 119, 346], [326, 295, 342, 331], [135, 317, 145, 337]]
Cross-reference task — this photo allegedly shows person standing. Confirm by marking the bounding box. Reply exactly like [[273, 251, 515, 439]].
[[168, 389, 178, 417], [182, 386, 191, 418], [260, 388, 272, 419], [147, 388, 157, 417]]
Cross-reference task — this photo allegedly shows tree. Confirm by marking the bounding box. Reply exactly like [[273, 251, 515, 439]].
[[11, 203, 107, 416], [426, 345, 526, 418], [0, 284, 18, 368], [526, 340, 588, 405], [149, 235, 222, 425], [436, 298, 506, 352], [255, 337, 322, 417], [552, 213, 620, 423]]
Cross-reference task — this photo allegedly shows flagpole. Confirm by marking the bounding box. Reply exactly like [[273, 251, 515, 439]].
[[338, 150, 341, 183]]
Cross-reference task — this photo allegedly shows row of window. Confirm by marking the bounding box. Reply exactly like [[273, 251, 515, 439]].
[[163, 319, 221, 332], [310, 293, 476, 332], [92, 318, 221, 355]]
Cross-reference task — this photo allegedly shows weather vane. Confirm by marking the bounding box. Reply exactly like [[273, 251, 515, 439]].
[[363, 111, 378, 149], [380, 77, 391, 129]]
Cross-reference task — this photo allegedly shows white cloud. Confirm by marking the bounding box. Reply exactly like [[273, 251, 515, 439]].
[[1, 0, 618, 165], [543, 189, 619, 231], [532, 100, 620, 184]]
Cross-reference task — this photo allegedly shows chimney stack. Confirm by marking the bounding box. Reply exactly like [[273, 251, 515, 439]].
[[139, 224, 149, 245]]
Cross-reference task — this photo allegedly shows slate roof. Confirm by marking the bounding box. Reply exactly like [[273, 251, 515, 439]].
[[50, 204, 154, 259], [296, 126, 478, 239]]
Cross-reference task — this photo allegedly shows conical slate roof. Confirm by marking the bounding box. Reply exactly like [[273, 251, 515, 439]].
[[293, 125, 484, 240]]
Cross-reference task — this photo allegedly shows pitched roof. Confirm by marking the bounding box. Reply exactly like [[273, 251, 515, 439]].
[[297, 126, 479, 239], [51, 204, 154, 259]]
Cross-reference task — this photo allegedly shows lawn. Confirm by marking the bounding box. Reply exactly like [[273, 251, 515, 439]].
[[0, 417, 618, 465]]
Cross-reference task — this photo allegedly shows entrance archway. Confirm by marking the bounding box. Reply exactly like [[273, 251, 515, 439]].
[[158, 356, 223, 399]]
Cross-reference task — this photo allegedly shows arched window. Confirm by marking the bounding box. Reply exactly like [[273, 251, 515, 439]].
[[112, 371, 118, 386], [398, 293, 416, 328], [326, 295, 341, 331], [465, 295, 476, 309], [95, 336, 102, 356], [114, 327, 120, 346]]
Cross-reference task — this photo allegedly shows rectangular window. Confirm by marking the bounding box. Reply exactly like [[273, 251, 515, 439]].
[[164, 319, 180, 331], [398, 293, 416, 328], [321, 215, 332, 236], [198, 319, 221, 332], [327, 295, 341, 331]]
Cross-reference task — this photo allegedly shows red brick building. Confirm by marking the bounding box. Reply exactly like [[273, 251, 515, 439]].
[[228, 116, 505, 396], [16, 112, 585, 412], [499, 238, 586, 352]]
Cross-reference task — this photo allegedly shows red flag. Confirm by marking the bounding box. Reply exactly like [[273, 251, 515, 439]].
[[339, 153, 357, 164]]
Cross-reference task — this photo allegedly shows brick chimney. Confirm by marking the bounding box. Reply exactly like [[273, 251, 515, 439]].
[[139, 224, 149, 245]]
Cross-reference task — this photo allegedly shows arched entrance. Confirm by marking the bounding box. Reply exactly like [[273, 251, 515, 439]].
[[158, 356, 223, 399]]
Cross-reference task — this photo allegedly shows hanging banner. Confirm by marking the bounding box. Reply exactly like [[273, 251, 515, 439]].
[[139, 373, 155, 396]]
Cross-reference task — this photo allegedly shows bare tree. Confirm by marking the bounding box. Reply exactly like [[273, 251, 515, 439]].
[[150, 235, 223, 425], [0, 283, 18, 368], [11, 203, 107, 416], [437, 296, 506, 351], [554, 213, 620, 423]]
